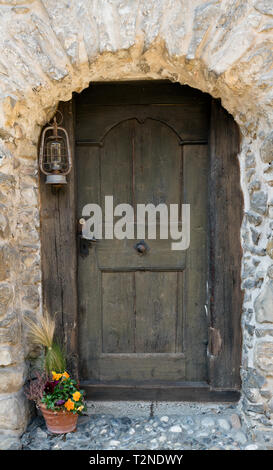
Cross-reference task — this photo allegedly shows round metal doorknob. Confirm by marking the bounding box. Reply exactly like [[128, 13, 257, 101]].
[[135, 240, 148, 254]]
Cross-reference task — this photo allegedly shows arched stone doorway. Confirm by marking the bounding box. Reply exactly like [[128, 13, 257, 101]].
[[40, 80, 243, 401]]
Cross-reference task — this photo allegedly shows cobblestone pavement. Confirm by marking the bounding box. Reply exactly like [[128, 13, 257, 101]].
[[19, 403, 272, 450]]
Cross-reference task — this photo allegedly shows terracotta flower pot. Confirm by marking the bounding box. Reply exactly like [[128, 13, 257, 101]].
[[39, 403, 78, 434]]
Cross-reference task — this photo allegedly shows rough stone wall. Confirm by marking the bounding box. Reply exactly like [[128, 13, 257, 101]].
[[0, 0, 272, 444]]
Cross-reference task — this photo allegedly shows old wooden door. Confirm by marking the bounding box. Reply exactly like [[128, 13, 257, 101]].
[[76, 82, 211, 399]]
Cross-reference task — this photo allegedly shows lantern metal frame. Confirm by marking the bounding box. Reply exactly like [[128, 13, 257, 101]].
[[39, 111, 72, 186]]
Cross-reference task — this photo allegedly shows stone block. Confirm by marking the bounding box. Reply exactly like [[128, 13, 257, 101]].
[[255, 280, 273, 323], [0, 245, 10, 281], [255, 328, 273, 337], [250, 227, 261, 245], [0, 433, 22, 450], [244, 387, 261, 403], [0, 391, 28, 433], [268, 265, 273, 279], [0, 320, 20, 345], [255, 342, 273, 373], [0, 346, 14, 366], [0, 363, 26, 393], [248, 179, 261, 194], [0, 173, 15, 193], [22, 286, 40, 310], [0, 309, 16, 328], [230, 413, 241, 429], [245, 153, 256, 168], [0, 345, 23, 366], [268, 397, 273, 412], [267, 239, 273, 259], [255, 1, 273, 17], [260, 131, 273, 164], [250, 191, 268, 215], [0, 283, 13, 319], [247, 211, 262, 226], [241, 367, 266, 388], [0, 212, 10, 239]]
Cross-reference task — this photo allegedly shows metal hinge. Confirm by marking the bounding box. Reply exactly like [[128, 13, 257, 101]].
[[209, 327, 222, 357]]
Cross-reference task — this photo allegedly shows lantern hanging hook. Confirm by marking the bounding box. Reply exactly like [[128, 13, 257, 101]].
[[48, 109, 63, 127]]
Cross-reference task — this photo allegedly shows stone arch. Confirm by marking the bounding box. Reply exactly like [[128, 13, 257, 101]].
[[0, 1, 272, 442]]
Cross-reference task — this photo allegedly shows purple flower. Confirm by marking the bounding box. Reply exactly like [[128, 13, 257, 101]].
[[55, 399, 65, 407]]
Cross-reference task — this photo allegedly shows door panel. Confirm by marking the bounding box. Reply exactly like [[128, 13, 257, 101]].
[[76, 83, 209, 390], [134, 119, 182, 206], [102, 272, 135, 354], [134, 271, 179, 354], [96, 238, 187, 271]]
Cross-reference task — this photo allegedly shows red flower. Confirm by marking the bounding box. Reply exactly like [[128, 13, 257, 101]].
[[44, 381, 58, 394]]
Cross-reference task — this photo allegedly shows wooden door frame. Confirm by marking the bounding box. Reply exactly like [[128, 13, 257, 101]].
[[40, 86, 243, 401]]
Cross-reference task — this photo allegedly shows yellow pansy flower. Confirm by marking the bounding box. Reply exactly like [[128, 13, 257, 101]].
[[78, 405, 84, 412], [64, 399, 74, 411], [52, 371, 62, 381], [62, 371, 70, 379], [72, 391, 81, 402]]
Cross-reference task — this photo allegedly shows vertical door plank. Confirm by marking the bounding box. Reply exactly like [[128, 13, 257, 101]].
[[77, 145, 101, 380], [209, 100, 243, 390], [40, 99, 78, 376], [183, 144, 209, 382]]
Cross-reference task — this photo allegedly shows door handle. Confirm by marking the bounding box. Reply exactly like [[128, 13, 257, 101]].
[[134, 240, 149, 254], [79, 235, 97, 257], [77, 218, 98, 257]]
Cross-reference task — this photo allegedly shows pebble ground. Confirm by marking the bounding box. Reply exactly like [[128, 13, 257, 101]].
[[20, 403, 271, 450]]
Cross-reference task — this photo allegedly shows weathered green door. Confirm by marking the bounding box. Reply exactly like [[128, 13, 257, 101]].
[[76, 82, 211, 399]]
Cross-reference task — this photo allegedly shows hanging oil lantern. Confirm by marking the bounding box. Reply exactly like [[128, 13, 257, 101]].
[[39, 111, 72, 186]]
